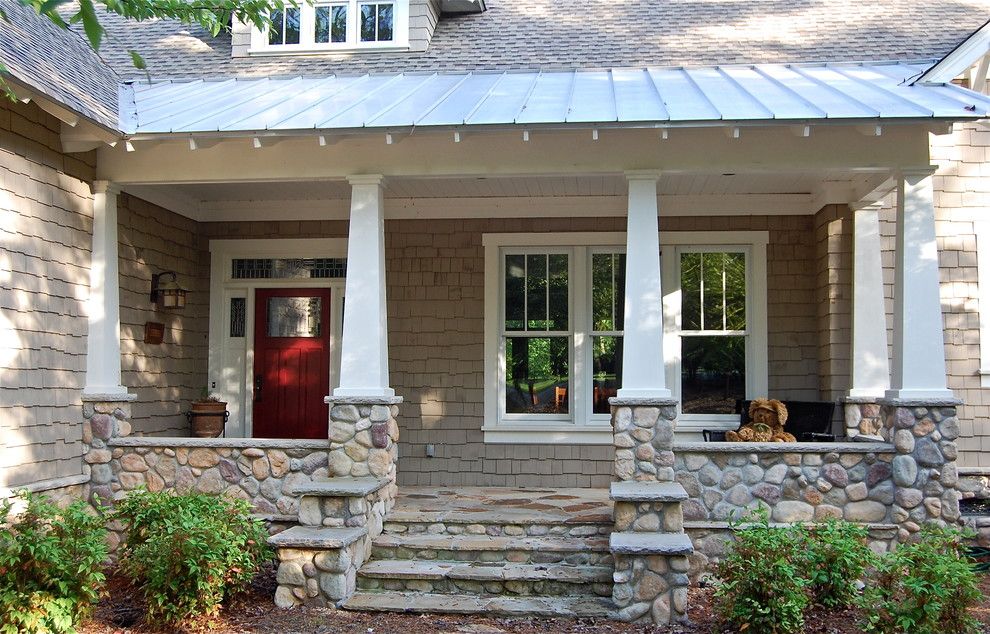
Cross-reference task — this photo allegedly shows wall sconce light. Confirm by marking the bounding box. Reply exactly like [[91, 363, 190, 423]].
[[150, 271, 187, 309]]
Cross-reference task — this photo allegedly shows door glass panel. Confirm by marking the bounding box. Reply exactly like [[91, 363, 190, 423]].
[[680, 335, 745, 414], [592, 335, 622, 414], [267, 297, 322, 337], [504, 336, 569, 414]]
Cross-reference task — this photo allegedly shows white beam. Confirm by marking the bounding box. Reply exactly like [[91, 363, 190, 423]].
[[848, 201, 890, 398], [333, 175, 394, 398], [916, 21, 990, 84], [886, 167, 954, 400], [83, 182, 130, 398], [618, 171, 669, 398]]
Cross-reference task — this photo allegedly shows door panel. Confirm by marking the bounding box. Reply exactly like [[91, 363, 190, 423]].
[[253, 288, 331, 439]]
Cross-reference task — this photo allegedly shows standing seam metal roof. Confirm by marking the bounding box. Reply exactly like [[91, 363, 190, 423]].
[[121, 62, 990, 136]]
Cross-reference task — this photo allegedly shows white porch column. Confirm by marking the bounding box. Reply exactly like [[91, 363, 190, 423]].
[[83, 181, 128, 398], [333, 175, 393, 398], [617, 171, 669, 398], [885, 167, 953, 400], [848, 202, 890, 398]]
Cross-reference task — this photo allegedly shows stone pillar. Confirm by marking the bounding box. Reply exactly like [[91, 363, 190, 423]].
[[843, 398, 884, 440], [610, 397, 691, 625], [84, 181, 128, 398], [882, 398, 963, 542], [886, 168, 953, 400], [82, 396, 135, 550], [324, 397, 401, 506], [618, 172, 669, 399]]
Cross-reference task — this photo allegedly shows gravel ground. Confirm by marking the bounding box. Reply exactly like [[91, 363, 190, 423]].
[[79, 568, 990, 634]]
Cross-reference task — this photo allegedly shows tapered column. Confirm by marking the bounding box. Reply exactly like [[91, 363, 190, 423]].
[[83, 181, 129, 398], [618, 172, 669, 398], [849, 202, 890, 398], [333, 175, 393, 398], [885, 168, 953, 400]]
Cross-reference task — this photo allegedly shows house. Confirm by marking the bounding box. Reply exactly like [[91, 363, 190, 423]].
[[1, 0, 990, 623]]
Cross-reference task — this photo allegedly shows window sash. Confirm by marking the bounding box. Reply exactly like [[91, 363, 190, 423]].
[[259, 0, 404, 49]]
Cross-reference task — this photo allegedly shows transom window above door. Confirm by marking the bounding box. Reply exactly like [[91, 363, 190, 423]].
[[255, 0, 409, 50]]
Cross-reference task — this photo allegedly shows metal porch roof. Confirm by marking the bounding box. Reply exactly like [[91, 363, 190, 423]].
[[120, 61, 990, 136]]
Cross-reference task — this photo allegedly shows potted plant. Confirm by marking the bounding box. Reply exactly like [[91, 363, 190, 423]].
[[187, 393, 228, 438]]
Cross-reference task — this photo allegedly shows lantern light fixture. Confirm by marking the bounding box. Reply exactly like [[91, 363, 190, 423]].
[[150, 271, 187, 309]]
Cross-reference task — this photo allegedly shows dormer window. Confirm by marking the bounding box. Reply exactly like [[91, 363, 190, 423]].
[[252, 0, 408, 52]]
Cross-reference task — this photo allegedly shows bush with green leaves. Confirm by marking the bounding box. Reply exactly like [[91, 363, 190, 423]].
[[859, 525, 981, 634], [0, 492, 108, 634], [112, 489, 272, 627], [714, 510, 811, 634], [803, 518, 874, 609]]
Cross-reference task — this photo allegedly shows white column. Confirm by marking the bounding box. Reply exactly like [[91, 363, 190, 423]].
[[83, 181, 129, 397], [333, 175, 393, 398], [885, 167, 953, 399], [618, 171, 670, 398], [848, 202, 890, 398]]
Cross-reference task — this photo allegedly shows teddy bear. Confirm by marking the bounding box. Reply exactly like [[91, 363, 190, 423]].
[[725, 398, 797, 443]]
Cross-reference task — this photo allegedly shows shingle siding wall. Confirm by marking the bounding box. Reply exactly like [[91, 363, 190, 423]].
[[203, 211, 821, 487], [814, 204, 853, 406], [927, 122, 990, 469], [0, 99, 94, 487], [117, 194, 210, 436]]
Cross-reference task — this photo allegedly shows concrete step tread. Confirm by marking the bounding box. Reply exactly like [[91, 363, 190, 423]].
[[268, 525, 367, 549], [358, 559, 613, 583], [342, 591, 614, 618], [609, 531, 694, 555], [289, 477, 388, 497], [374, 533, 610, 553], [610, 481, 688, 502]]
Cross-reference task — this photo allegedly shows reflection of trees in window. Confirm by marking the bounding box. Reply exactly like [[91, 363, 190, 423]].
[[591, 252, 625, 413], [680, 252, 746, 414]]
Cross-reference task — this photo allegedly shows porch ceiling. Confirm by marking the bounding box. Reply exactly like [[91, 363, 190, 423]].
[[124, 170, 891, 222]]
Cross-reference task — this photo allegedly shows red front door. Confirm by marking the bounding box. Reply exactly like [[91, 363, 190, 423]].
[[253, 288, 331, 439]]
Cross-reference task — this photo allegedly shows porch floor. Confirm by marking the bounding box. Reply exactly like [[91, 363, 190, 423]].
[[390, 486, 613, 526]]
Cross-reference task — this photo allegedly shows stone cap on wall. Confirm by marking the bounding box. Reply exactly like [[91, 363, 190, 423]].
[[81, 392, 137, 402], [879, 397, 963, 407], [290, 477, 388, 497], [610, 532, 694, 556], [674, 442, 894, 453], [268, 525, 367, 549], [608, 397, 679, 407], [324, 395, 404, 405], [108, 437, 332, 449], [610, 481, 688, 502]]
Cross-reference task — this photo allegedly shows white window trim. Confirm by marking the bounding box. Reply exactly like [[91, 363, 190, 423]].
[[208, 238, 348, 438], [482, 231, 768, 444], [976, 220, 990, 387], [249, 0, 409, 54]]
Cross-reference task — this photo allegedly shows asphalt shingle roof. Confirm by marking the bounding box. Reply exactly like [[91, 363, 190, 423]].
[[94, 0, 989, 81], [0, 0, 118, 128]]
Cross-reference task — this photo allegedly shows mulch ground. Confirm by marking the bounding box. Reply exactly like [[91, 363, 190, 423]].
[[80, 568, 990, 634]]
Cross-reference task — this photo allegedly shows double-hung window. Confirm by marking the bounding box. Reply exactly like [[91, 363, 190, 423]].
[[254, 0, 407, 51], [484, 231, 768, 444]]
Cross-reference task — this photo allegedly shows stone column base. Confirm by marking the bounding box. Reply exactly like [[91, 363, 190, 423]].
[[842, 397, 883, 439]]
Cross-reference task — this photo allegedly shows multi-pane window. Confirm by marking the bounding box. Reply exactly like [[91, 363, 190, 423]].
[[591, 252, 625, 414], [679, 251, 747, 414], [315, 4, 348, 43], [268, 6, 301, 45], [260, 0, 403, 48], [503, 253, 570, 416], [360, 3, 394, 42]]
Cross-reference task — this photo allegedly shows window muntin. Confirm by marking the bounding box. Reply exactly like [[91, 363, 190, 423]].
[[679, 251, 747, 415], [591, 252, 625, 414], [502, 252, 570, 417]]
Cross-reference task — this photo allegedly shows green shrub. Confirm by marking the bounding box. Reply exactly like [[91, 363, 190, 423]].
[[714, 510, 810, 634], [0, 492, 108, 634], [803, 518, 874, 608], [113, 489, 272, 627], [859, 525, 981, 634]]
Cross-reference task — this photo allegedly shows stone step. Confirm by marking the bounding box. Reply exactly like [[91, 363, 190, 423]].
[[342, 591, 614, 618], [289, 477, 388, 498], [383, 509, 611, 539], [268, 525, 367, 550], [609, 531, 694, 556], [357, 560, 613, 597], [372, 533, 612, 566], [610, 481, 688, 502]]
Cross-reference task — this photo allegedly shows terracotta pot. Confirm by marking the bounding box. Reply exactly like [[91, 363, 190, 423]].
[[188, 401, 228, 438]]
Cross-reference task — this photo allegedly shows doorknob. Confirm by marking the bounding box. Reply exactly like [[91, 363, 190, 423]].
[[254, 375, 263, 401]]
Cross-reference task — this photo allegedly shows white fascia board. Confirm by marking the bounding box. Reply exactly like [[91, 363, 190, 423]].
[[916, 19, 990, 84]]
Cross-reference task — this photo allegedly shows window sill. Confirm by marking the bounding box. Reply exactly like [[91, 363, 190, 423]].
[[482, 424, 613, 445], [248, 44, 409, 56]]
